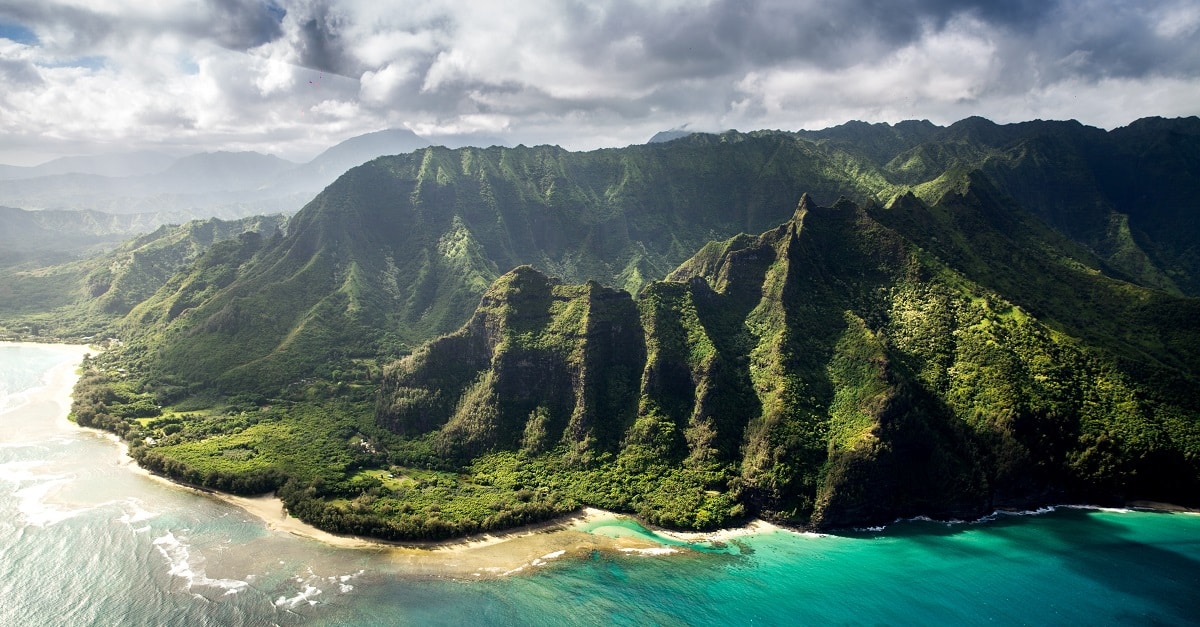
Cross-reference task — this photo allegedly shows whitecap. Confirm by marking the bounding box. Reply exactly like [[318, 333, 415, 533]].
[[274, 585, 323, 608], [530, 549, 568, 566], [151, 530, 249, 596], [117, 498, 159, 525], [618, 547, 678, 556], [1, 462, 93, 526], [1061, 504, 1132, 514], [326, 569, 364, 594], [999, 505, 1060, 517]]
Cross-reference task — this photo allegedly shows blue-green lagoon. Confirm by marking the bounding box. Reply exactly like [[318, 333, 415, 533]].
[[2, 342, 1197, 625]]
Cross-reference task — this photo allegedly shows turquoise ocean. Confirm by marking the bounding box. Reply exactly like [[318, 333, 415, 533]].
[[1, 342, 1197, 626]]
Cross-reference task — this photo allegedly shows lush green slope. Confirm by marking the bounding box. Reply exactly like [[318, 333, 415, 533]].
[[113, 117, 1200, 400], [803, 116, 1200, 294], [379, 267, 646, 460], [0, 205, 166, 267], [375, 192, 1199, 530], [54, 115, 1200, 538], [122, 136, 904, 396], [0, 214, 286, 340]]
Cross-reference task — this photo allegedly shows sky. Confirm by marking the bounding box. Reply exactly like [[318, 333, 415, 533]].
[[0, 0, 1198, 166]]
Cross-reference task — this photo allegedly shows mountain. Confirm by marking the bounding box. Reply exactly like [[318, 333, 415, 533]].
[[100, 118, 1200, 402], [0, 130, 436, 219], [801, 116, 1200, 294], [42, 115, 1200, 538], [270, 128, 429, 193], [0, 153, 305, 218], [0, 151, 175, 181], [647, 129, 693, 143], [0, 204, 289, 269], [0, 213, 287, 340], [114, 136, 912, 396], [151, 151, 297, 193], [375, 192, 1200, 531], [0, 205, 183, 266], [377, 267, 646, 461], [420, 132, 509, 149]]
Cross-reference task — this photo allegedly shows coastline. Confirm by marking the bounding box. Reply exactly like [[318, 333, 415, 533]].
[[8, 339, 755, 572], [1125, 500, 1200, 513], [19, 339, 1196, 576]]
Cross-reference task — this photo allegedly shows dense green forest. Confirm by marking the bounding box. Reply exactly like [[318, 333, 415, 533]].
[[16, 115, 1198, 538], [377, 192, 1200, 529]]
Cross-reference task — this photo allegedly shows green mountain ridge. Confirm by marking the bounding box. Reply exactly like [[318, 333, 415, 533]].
[[35, 114, 1200, 537], [97, 116, 1200, 400], [121, 136, 898, 396], [0, 214, 286, 340], [375, 191, 1199, 530], [0, 205, 190, 266]]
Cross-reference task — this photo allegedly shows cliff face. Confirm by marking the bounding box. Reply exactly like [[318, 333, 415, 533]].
[[377, 192, 1200, 529], [649, 195, 992, 525], [378, 266, 646, 461], [98, 117, 1200, 401]]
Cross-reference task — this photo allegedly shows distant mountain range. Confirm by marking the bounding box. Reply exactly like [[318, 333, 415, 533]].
[[0, 151, 175, 180], [0, 128, 485, 219]]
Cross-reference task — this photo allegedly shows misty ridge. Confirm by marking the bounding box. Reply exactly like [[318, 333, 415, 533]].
[[0, 127, 503, 220]]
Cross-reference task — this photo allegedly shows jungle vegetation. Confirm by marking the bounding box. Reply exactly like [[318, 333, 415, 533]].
[[23, 115, 1199, 538]]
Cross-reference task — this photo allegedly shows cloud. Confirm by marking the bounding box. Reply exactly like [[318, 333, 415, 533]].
[[204, 0, 286, 50], [0, 0, 1196, 164]]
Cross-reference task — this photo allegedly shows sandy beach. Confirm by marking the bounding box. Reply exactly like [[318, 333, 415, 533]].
[[199, 489, 728, 577], [14, 339, 1199, 580], [5, 339, 785, 576], [648, 519, 782, 543], [1126, 500, 1200, 513]]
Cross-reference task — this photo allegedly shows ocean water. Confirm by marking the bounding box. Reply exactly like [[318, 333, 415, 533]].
[[2, 343, 1198, 626]]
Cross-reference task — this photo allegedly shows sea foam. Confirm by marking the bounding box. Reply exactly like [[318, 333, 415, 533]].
[[0, 460, 91, 526], [275, 584, 323, 608], [151, 530, 249, 596]]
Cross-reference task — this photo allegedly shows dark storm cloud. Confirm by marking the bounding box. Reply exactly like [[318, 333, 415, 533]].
[[200, 0, 287, 50], [291, 0, 362, 76], [1, 0, 1197, 165], [541, 0, 1053, 82], [0, 0, 286, 55], [1035, 2, 1200, 79], [546, 0, 1194, 90]]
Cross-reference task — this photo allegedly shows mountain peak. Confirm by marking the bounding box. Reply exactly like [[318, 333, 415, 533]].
[[648, 129, 693, 144]]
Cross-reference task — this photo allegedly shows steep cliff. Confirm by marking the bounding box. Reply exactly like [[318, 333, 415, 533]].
[[376, 192, 1200, 529]]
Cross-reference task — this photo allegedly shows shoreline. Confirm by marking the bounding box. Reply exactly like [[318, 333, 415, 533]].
[[1122, 500, 1200, 514], [0, 340, 93, 350], [8, 339, 769, 563], [15, 339, 1196, 571]]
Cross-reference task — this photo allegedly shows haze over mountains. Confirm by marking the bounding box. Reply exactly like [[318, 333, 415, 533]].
[[0, 127, 452, 220]]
